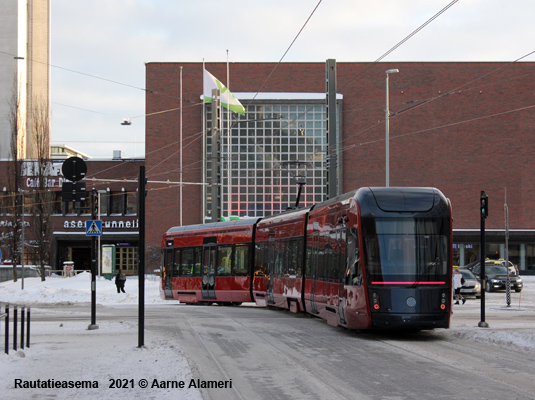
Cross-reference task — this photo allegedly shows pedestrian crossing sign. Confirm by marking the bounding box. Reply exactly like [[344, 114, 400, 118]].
[[86, 220, 102, 236]]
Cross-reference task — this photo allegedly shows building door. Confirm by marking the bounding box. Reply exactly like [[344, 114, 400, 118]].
[[72, 247, 91, 271]]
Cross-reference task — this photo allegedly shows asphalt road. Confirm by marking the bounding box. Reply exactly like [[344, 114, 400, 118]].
[[29, 300, 535, 400], [140, 303, 534, 400]]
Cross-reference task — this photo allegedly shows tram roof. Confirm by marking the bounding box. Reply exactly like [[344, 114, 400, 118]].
[[166, 218, 261, 234]]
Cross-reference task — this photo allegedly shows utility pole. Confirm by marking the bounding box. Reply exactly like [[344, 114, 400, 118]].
[[505, 188, 511, 307], [326, 59, 339, 199], [88, 189, 98, 330], [138, 166, 146, 347], [479, 191, 489, 328]]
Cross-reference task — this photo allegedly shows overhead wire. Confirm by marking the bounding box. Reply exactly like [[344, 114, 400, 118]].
[[340, 102, 535, 155], [5, 2, 532, 188], [341, 49, 535, 148], [247, 0, 323, 102], [345, 0, 459, 86]]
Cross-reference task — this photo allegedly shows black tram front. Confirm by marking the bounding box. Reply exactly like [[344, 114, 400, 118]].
[[359, 187, 452, 329]]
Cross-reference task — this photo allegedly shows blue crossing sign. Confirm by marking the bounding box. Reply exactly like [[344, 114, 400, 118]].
[[86, 220, 102, 236]]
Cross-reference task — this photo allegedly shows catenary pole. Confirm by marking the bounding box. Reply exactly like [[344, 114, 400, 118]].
[[138, 166, 146, 347]]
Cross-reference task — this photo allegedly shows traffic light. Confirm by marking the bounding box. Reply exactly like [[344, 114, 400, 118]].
[[481, 191, 489, 219]]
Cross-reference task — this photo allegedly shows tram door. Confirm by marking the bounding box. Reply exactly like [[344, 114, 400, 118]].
[[337, 229, 347, 325], [163, 248, 174, 299], [309, 231, 319, 314], [266, 234, 275, 305], [202, 240, 217, 299]]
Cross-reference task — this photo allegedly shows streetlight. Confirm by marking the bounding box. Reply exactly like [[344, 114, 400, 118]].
[[385, 68, 399, 187]]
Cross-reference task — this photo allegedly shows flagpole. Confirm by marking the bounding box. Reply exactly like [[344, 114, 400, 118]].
[[202, 59, 206, 223], [180, 66, 183, 226], [226, 50, 230, 221]]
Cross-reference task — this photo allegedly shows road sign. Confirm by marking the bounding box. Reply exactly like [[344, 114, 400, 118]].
[[62, 157, 87, 182], [86, 220, 102, 236], [62, 181, 87, 202]]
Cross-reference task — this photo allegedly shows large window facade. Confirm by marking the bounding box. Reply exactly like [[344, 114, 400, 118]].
[[204, 96, 341, 221]]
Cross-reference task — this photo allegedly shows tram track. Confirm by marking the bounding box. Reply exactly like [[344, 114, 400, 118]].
[[182, 317, 246, 400], [164, 306, 369, 400], [153, 304, 535, 400], [228, 315, 367, 400]]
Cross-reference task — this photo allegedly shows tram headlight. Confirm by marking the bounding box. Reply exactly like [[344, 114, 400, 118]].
[[372, 292, 381, 310], [441, 291, 447, 308]]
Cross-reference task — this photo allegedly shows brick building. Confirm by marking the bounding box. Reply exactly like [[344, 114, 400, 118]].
[[0, 158, 143, 274], [145, 61, 535, 273]]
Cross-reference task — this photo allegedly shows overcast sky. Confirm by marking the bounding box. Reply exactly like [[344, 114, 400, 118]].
[[50, 0, 535, 159]]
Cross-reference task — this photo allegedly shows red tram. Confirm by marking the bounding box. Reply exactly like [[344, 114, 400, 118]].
[[161, 219, 260, 305], [161, 187, 453, 330]]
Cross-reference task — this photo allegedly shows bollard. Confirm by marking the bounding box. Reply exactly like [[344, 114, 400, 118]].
[[21, 307, 25, 350], [4, 305, 9, 354], [1, 304, 31, 353], [26, 308, 30, 348], [13, 305, 17, 351]]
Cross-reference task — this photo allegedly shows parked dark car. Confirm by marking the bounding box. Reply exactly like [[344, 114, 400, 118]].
[[466, 260, 523, 292], [458, 268, 481, 298]]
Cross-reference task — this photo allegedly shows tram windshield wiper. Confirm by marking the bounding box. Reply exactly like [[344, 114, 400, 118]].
[[413, 256, 440, 287]]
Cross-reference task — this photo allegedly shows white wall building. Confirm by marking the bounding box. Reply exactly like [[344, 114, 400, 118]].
[[0, 0, 50, 160]]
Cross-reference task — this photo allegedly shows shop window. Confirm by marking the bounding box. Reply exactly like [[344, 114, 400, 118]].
[[51, 192, 63, 215], [126, 192, 137, 214], [111, 192, 125, 214], [99, 193, 110, 216], [0, 191, 15, 215], [526, 245, 535, 270]]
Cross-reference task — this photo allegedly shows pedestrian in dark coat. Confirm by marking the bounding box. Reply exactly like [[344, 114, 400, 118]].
[[115, 268, 126, 293]]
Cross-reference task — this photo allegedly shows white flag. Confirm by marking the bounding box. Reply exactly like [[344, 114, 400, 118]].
[[203, 69, 245, 115]]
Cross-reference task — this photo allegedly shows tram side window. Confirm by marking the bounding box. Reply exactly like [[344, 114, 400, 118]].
[[315, 244, 326, 281], [306, 243, 312, 278], [307, 233, 321, 280], [321, 243, 333, 281], [268, 240, 276, 278], [286, 239, 298, 277], [255, 242, 268, 277], [218, 246, 232, 276], [295, 238, 303, 278], [181, 248, 195, 277], [233, 245, 249, 276], [331, 232, 340, 283], [284, 240, 293, 276], [173, 249, 181, 276], [273, 241, 283, 277], [346, 228, 362, 285], [194, 247, 202, 276], [338, 229, 347, 283]]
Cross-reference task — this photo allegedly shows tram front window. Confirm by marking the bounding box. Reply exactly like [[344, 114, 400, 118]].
[[363, 217, 449, 283]]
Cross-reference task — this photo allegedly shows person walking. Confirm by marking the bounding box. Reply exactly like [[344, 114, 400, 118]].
[[115, 268, 126, 293], [452, 269, 465, 305]]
